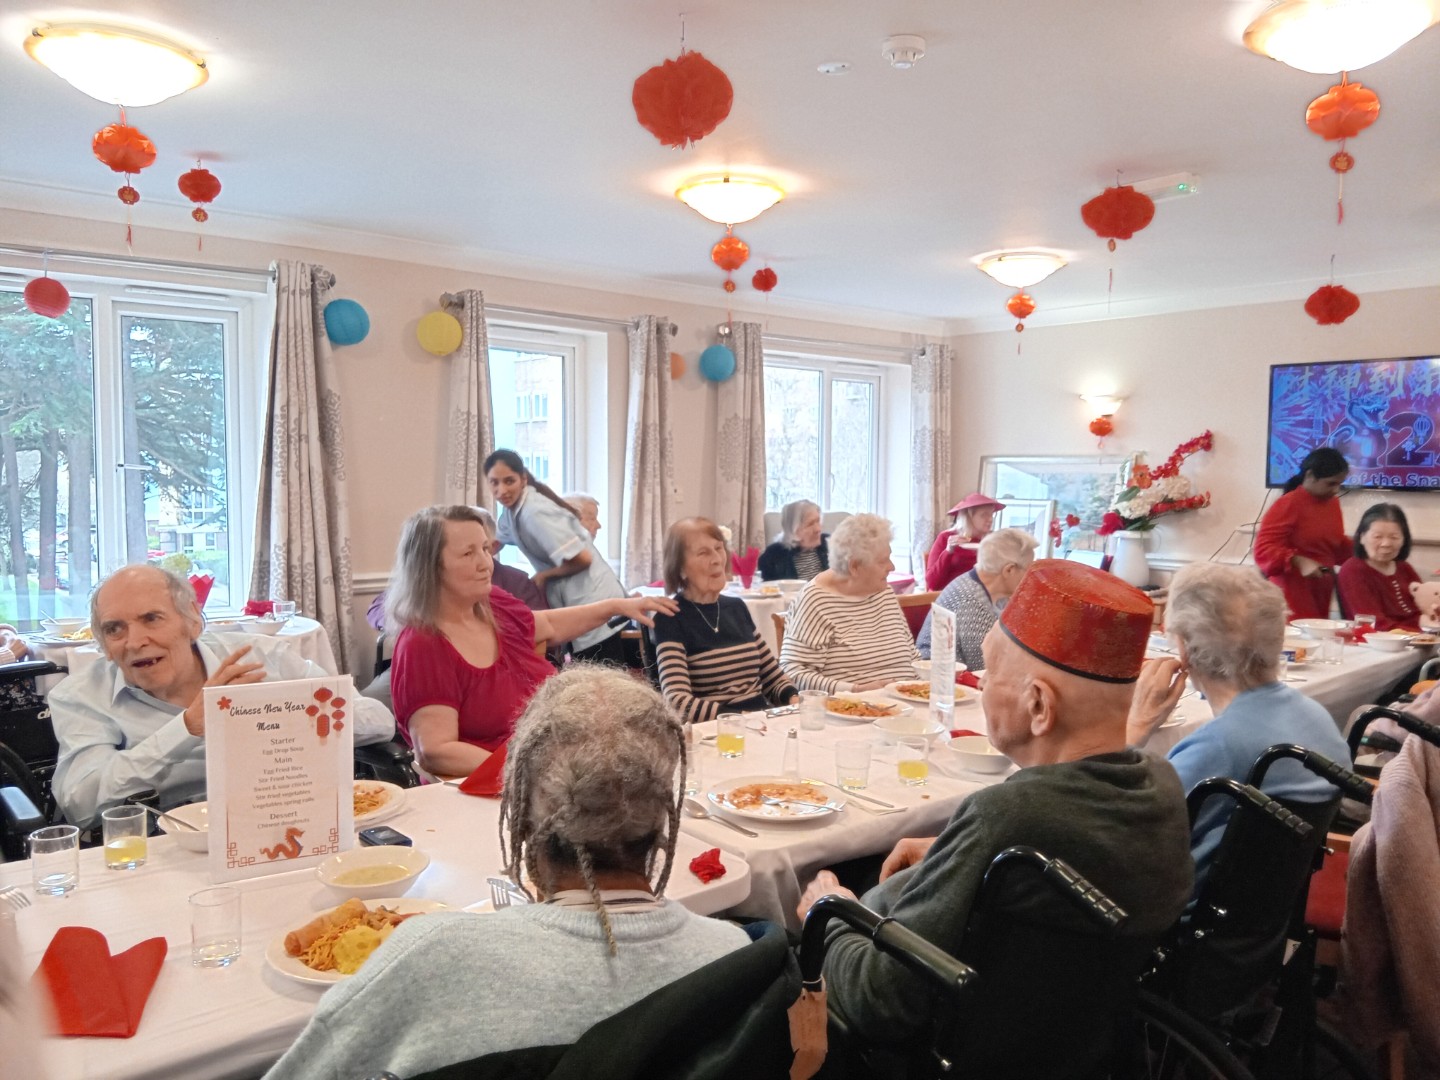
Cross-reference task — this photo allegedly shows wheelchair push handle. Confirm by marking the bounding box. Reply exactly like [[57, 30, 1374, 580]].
[[982, 846, 1128, 933], [798, 894, 975, 1000], [1186, 777, 1314, 838], [1248, 743, 1374, 805], [1350, 705, 1440, 757]]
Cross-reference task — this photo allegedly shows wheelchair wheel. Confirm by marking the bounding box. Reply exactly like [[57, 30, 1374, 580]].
[[1307, 1020, 1379, 1080], [1124, 990, 1257, 1080]]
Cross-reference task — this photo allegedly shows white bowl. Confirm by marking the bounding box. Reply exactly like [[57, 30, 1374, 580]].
[[872, 714, 947, 742], [944, 735, 1011, 774], [251, 618, 285, 636], [773, 579, 804, 595], [1290, 618, 1355, 639], [316, 846, 430, 900], [912, 660, 933, 680], [1367, 633, 1411, 653], [157, 802, 209, 852], [42, 617, 89, 634]]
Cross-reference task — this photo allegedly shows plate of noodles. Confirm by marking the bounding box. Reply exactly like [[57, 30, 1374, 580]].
[[265, 897, 452, 985], [707, 776, 844, 823], [824, 694, 911, 722], [353, 780, 404, 826]]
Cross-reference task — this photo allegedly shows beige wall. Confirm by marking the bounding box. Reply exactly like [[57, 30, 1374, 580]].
[[949, 285, 1440, 580]]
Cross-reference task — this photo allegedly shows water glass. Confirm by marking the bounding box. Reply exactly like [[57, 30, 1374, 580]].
[[271, 600, 297, 622], [190, 887, 242, 968], [1317, 635, 1344, 665], [835, 740, 873, 791], [896, 736, 930, 787], [1353, 614, 1377, 632], [102, 805, 148, 871], [798, 690, 827, 731], [683, 724, 703, 795], [30, 825, 80, 896], [716, 714, 746, 759]]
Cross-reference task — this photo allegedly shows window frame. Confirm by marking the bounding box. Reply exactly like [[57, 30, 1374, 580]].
[[487, 325, 584, 494]]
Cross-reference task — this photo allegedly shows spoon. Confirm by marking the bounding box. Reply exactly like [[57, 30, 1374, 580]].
[[138, 804, 201, 832], [682, 797, 758, 838]]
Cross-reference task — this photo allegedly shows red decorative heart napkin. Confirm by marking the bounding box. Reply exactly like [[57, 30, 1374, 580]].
[[458, 742, 509, 797], [957, 671, 982, 689], [732, 548, 760, 589], [242, 599, 274, 617], [189, 574, 215, 609], [689, 847, 726, 883], [34, 927, 166, 1038]]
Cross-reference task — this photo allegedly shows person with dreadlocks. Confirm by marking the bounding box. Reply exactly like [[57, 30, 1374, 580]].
[[264, 666, 748, 1080]]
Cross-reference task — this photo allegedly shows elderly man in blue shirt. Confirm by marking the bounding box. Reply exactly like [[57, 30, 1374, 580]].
[[49, 564, 395, 829]]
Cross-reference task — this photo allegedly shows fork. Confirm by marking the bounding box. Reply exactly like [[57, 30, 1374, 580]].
[[486, 876, 531, 908], [0, 885, 31, 911]]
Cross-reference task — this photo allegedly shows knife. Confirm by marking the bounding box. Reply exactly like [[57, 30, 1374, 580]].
[[802, 778, 898, 809]]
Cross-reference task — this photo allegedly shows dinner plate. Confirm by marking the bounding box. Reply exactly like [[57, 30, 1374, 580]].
[[885, 681, 931, 704], [206, 615, 258, 629], [824, 694, 912, 723], [353, 780, 405, 826], [706, 775, 844, 823], [264, 898, 452, 986], [27, 633, 96, 648], [883, 681, 976, 708]]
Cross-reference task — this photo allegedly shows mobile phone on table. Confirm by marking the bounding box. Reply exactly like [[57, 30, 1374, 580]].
[[358, 825, 412, 847]]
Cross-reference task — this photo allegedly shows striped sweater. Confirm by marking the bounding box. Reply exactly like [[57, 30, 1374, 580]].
[[651, 595, 796, 724], [780, 582, 918, 694]]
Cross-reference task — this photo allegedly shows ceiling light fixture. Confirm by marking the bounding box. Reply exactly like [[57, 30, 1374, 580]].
[[1081, 393, 1124, 416], [974, 250, 1068, 289], [1242, 0, 1440, 74], [676, 175, 785, 226], [24, 24, 208, 107]]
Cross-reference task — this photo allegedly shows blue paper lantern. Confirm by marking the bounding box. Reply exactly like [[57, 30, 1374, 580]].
[[324, 298, 370, 345], [699, 343, 736, 382]]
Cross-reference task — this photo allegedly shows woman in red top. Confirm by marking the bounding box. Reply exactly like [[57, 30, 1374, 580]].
[[924, 493, 1005, 593], [1337, 504, 1426, 631], [1254, 448, 1351, 620], [387, 505, 675, 777]]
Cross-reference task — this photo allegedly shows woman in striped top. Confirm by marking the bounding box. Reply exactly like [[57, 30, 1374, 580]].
[[650, 518, 797, 725], [780, 514, 919, 693]]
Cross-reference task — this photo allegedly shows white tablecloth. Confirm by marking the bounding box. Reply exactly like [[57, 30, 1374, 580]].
[[2, 783, 749, 1080]]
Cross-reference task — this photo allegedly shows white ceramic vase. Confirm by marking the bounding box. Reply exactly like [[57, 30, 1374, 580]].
[[1110, 530, 1151, 589]]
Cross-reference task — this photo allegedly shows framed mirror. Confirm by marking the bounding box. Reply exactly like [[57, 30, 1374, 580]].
[[980, 455, 1128, 558]]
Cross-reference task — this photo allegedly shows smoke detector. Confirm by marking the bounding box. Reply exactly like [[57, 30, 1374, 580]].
[[881, 34, 926, 69]]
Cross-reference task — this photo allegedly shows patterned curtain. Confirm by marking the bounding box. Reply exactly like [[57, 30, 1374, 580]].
[[713, 322, 768, 553], [250, 261, 357, 672], [441, 290, 494, 509], [911, 343, 953, 585], [621, 316, 675, 587]]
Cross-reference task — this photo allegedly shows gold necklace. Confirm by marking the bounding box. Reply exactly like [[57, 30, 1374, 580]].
[[685, 595, 721, 633]]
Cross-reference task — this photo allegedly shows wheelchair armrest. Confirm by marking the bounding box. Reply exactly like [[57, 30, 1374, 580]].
[[798, 894, 976, 1001], [0, 659, 60, 682], [355, 739, 413, 766], [1, 785, 44, 859]]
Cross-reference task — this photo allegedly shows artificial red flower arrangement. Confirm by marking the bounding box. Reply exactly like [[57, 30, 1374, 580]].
[[1097, 431, 1213, 536]]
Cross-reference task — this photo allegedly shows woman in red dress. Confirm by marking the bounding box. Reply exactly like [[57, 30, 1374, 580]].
[[1337, 504, 1427, 631], [1254, 448, 1351, 620], [925, 493, 1005, 593]]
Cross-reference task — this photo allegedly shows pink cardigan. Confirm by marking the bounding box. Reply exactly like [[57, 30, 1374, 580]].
[[1342, 734, 1440, 1066]]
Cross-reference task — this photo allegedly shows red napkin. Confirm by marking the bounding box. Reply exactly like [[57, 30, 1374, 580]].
[[731, 548, 760, 589], [1350, 628, 1372, 644], [34, 927, 166, 1038], [957, 671, 982, 689], [689, 847, 727, 884], [189, 574, 215, 609], [950, 729, 985, 739], [242, 599, 274, 617], [458, 742, 509, 797]]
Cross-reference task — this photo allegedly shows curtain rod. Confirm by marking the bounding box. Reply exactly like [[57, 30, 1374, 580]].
[[0, 243, 273, 282], [445, 297, 641, 332], [752, 328, 922, 360]]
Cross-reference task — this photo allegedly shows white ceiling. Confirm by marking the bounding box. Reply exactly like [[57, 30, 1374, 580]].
[[3, 1, 1439, 331]]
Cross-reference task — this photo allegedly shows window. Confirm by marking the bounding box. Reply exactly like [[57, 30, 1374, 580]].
[[0, 278, 264, 625], [763, 355, 881, 513]]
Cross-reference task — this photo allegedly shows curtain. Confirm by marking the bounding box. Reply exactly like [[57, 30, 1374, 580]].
[[713, 322, 768, 553], [441, 290, 494, 509], [621, 316, 675, 587], [911, 343, 953, 584], [251, 261, 358, 673]]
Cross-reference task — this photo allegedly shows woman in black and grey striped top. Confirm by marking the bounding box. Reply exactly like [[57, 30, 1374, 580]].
[[780, 514, 918, 694], [651, 518, 797, 724]]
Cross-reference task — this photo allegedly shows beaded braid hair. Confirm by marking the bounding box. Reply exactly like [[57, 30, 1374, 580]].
[[498, 664, 686, 955]]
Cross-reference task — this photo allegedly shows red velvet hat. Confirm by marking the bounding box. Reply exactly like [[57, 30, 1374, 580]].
[[999, 559, 1153, 683], [947, 492, 1006, 517]]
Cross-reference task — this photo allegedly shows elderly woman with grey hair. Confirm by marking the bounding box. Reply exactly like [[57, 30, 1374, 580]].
[[917, 528, 1038, 669], [758, 499, 829, 582], [1127, 562, 1349, 888], [264, 666, 749, 1080], [780, 513, 917, 693]]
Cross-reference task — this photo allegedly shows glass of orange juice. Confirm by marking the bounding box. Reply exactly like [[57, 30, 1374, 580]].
[[102, 805, 148, 870], [716, 713, 746, 759], [896, 736, 930, 787]]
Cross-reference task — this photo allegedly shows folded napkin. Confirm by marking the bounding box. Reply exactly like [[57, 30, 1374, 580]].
[[458, 742, 509, 797], [950, 729, 985, 740], [189, 574, 215, 609], [689, 847, 727, 884], [34, 927, 166, 1038], [242, 599, 274, 617], [957, 671, 982, 689], [731, 548, 760, 589], [1350, 628, 1372, 644]]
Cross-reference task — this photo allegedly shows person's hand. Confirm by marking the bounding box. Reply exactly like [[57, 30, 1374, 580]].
[[879, 837, 937, 882], [850, 678, 892, 693], [0, 626, 27, 661], [183, 646, 267, 737], [795, 870, 857, 923], [531, 570, 551, 592], [946, 532, 963, 550], [616, 595, 679, 628], [1293, 554, 1323, 578], [1127, 657, 1187, 746]]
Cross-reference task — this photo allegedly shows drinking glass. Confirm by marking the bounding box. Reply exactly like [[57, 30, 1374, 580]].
[[798, 690, 827, 731], [190, 887, 242, 967], [896, 736, 930, 787], [30, 825, 80, 896], [1353, 614, 1377, 633], [271, 600, 297, 622], [835, 740, 872, 791], [1317, 635, 1344, 665], [716, 714, 746, 759], [102, 805, 148, 871], [683, 724, 703, 795]]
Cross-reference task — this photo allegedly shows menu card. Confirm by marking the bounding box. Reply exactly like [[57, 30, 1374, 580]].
[[928, 604, 956, 726], [204, 676, 355, 882]]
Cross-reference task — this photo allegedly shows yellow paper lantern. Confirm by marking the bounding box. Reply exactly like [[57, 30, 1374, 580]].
[[416, 311, 463, 356]]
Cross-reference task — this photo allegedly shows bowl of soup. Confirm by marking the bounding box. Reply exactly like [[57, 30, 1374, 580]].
[[316, 846, 430, 900]]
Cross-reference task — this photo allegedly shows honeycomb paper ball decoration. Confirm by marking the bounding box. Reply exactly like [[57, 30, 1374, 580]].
[[416, 311, 463, 356], [323, 299, 370, 346], [23, 276, 71, 319], [699, 343, 736, 382]]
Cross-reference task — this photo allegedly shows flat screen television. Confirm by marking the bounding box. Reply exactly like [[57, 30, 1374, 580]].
[[1267, 356, 1440, 490]]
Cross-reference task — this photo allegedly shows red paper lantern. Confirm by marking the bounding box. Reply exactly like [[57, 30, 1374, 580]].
[[1006, 291, 1035, 331], [92, 123, 157, 174], [23, 276, 71, 319], [178, 167, 222, 204], [752, 267, 777, 292], [1081, 185, 1156, 251], [117, 185, 140, 205], [711, 234, 750, 271], [1089, 416, 1114, 438], [1306, 78, 1380, 142], [632, 51, 733, 149], [1305, 284, 1360, 325]]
